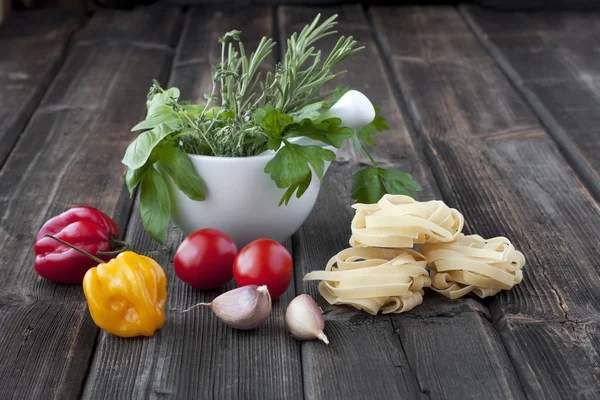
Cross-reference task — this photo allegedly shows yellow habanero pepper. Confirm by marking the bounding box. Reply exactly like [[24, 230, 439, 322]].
[[83, 251, 167, 337]]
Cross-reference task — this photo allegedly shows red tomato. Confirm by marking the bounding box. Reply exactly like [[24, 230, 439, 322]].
[[233, 238, 293, 300], [174, 229, 238, 289]]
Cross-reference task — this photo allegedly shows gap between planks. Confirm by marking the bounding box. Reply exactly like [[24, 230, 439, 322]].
[[0, 12, 81, 172], [459, 5, 600, 202], [369, 5, 600, 398], [365, 5, 531, 398]]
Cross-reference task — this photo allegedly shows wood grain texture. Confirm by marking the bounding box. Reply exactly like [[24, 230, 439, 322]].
[[75, 5, 181, 48], [282, 5, 524, 400], [81, 8, 304, 400], [372, 6, 600, 398], [394, 296, 522, 400], [0, 10, 79, 169], [461, 6, 600, 201], [0, 6, 180, 399]]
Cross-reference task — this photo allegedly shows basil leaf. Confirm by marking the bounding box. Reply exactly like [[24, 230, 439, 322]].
[[122, 125, 172, 170], [146, 88, 180, 117], [132, 106, 180, 131], [182, 104, 204, 119], [165, 87, 180, 100], [125, 165, 148, 197], [139, 168, 171, 244], [157, 146, 206, 201], [264, 143, 336, 205]]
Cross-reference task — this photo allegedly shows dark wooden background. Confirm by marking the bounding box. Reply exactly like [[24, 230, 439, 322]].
[[0, 3, 599, 399]]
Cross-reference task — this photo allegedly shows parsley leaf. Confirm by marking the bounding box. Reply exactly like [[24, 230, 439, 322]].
[[351, 167, 422, 204], [264, 142, 336, 205], [252, 108, 267, 123], [356, 105, 389, 146], [290, 101, 325, 122], [261, 105, 293, 150], [285, 117, 354, 148]]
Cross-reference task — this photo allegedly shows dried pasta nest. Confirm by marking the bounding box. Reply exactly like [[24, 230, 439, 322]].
[[304, 195, 526, 315], [303, 247, 431, 315], [350, 194, 464, 248], [419, 233, 526, 299]]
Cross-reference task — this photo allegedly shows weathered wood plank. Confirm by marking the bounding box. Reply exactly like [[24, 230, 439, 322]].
[[372, 6, 600, 398], [282, 5, 524, 400], [75, 5, 181, 47], [81, 8, 304, 399], [0, 10, 79, 168], [0, 6, 180, 399], [396, 296, 524, 400], [461, 6, 600, 201]]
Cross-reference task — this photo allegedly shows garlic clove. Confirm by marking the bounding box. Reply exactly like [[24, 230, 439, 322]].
[[285, 294, 329, 344], [185, 285, 272, 330]]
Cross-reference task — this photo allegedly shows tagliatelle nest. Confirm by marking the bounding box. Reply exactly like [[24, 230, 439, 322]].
[[303, 247, 431, 315], [304, 195, 526, 314], [350, 194, 464, 248], [419, 233, 526, 299]]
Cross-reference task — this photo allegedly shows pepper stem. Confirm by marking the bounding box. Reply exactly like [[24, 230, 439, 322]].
[[44, 234, 105, 264], [97, 236, 130, 257]]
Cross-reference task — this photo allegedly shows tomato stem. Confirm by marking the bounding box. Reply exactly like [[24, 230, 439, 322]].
[[44, 234, 105, 264]]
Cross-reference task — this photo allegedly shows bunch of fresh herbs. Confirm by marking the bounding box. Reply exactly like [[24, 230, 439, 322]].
[[122, 14, 421, 243]]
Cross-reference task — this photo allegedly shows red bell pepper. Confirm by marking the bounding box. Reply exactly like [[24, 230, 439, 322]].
[[34, 206, 129, 283]]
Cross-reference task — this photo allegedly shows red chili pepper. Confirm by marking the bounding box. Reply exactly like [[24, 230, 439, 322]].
[[34, 206, 129, 283]]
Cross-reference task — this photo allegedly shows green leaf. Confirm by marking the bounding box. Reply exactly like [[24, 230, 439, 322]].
[[182, 104, 204, 119], [146, 88, 180, 118], [125, 165, 148, 197], [252, 108, 267, 123], [290, 102, 324, 122], [157, 146, 206, 201], [378, 168, 422, 193], [132, 106, 180, 131], [261, 105, 293, 150], [165, 87, 180, 100], [219, 110, 236, 119], [219, 30, 242, 43], [139, 168, 171, 244], [204, 107, 235, 119], [351, 167, 421, 204], [122, 125, 172, 170], [285, 117, 354, 148], [355, 105, 389, 146], [264, 143, 336, 205], [262, 106, 293, 135]]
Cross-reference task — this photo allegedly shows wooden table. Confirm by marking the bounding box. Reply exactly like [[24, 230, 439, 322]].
[[1, 4, 599, 399]]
